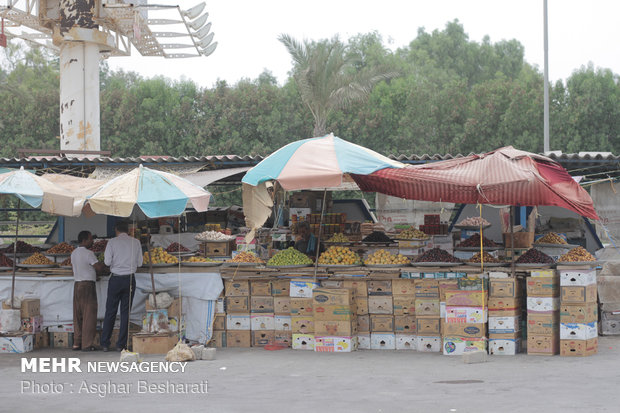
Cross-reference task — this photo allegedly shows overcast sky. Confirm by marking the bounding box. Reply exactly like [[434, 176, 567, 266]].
[[107, 0, 620, 88]]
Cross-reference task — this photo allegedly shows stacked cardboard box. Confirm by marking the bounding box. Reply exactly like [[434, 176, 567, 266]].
[[392, 278, 416, 350], [368, 280, 395, 350], [598, 275, 620, 335], [290, 278, 319, 350], [313, 287, 357, 352], [338, 279, 369, 349], [415, 279, 441, 352], [250, 280, 275, 347], [488, 275, 522, 355], [272, 279, 293, 348], [559, 269, 598, 356], [526, 270, 560, 355], [442, 277, 487, 355], [224, 279, 251, 347]]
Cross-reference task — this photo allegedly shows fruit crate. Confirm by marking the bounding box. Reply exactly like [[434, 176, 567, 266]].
[[202, 240, 235, 257]]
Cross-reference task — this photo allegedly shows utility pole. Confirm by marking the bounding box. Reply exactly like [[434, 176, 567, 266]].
[[543, 0, 550, 152]]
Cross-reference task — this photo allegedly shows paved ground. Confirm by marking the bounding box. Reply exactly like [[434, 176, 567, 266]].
[[1, 337, 618, 413]]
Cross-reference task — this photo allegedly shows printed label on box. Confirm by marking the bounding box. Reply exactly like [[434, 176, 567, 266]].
[[526, 297, 560, 313], [292, 334, 315, 350], [489, 338, 521, 355], [560, 322, 598, 340], [250, 314, 275, 331], [292, 317, 314, 334], [527, 314, 559, 335], [560, 303, 598, 324], [393, 296, 416, 316], [314, 336, 357, 353], [370, 333, 396, 350], [488, 316, 521, 334], [559, 269, 596, 287], [445, 290, 487, 307], [445, 306, 488, 324], [442, 336, 486, 356], [290, 280, 320, 298], [441, 321, 486, 338], [0, 334, 34, 353], [290, 298, 313, 316], [226, 314, 251, 330], [274, 316, 292, 331]]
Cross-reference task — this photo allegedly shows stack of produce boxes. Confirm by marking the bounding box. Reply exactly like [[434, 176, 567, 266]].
[[344, 280, 369, 349], [313, 287, 358, 352], [488, 274, 522, 355], [526, 270, 560, 355], [442, 277, 487, 355], [392, 278, 417, 350], [290, 278, 319, 350], [225, 280, 251, 347], [559, 269, 598, 356], [415, 279, 441, 352], [272, 279, 293, 347], [368, 280, 395, 350], [250, 280, 275, 347]]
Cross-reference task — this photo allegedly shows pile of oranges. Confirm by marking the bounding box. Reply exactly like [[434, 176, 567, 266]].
[[318, 246, 361, 266]]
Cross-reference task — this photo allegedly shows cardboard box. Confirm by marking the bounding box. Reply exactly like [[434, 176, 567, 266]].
[[416, 317, 440, 335], [274, 316, 292, 331], [226, 296, 249, 313], [415, 280, 439, 298], [314, 305, 354, 321], [488, 316, 521, 334], [251, 330, 275, 347], [559, 269, 596, 287], [356, 297, 369, 315], [370, 315, 394, 332], [560, 338, 598, 357], [445, 306, 488, 324], [204, 240, 233, 257], [527, 314, 559, 335], [417, 336, 441, 352], [393, 296, 416, 316], [370, 333, 396, 350], [292, 334, 314, 350], [314, 336, 357, 352], [415, 299, 440, 317], [20, 299, 40, 318], [445, 290, 487, 307], [368, 280, 392, 296], [527, 334, 559, 355], [321, 280, 343, 288], [438, 280, 459, 301], [526, 277, 559, 297], [273, 297, 290, 315], [34, 331, 49, 349], [394, 315, 416, 334], [488, 332, 520, 340], [225, 331, 251, 348], [441, 321, 486, 338], [392, 279, 416, 295], [458, 277, 487, 291], [21, 315, 43, 333], [50, 332, 73, 348], [211, 331, 226, 347], [342, 280, 368, 297], [527, 297, 560, 313], [400, 271, 421, 279], [216, 297, 225, 313], [357, 334, 371, 350], [489, 338, 521, 355], [356, 315, 370, 333], [601, 320, 620, 335], [251, 296, 275, 313], [271, 279, 290, 296], [442, 336, 486, 356], [395, 334, 417, 350], [314, 320, 356, 336], [146, 298, 181, 317], [226, 314, 251, 330], [273, 330, 292, 347], [530, 269, 555, 278], [290, 279, 320, 298], [250, 314, 275, 331], [560, 322, 598, 340], [560, 303, 598, 324], [290, 298, 313, 316], [368, 296, 393, 314], [132, 333, 177, 354], [490, 278, 522, 297], [225, 280, 250, 296], [292, 317, 314, 334], [487, 297, 521, 316], [0, 334, 34, 353], [440, 302, 446, 318], [560, 285, 597, 303], [213, 314, 226, 331], [313, 288, 355, 305], [250, 280, 272, 296]]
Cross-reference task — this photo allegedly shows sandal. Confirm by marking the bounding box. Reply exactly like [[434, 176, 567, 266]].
[[72, 346, 81, 351]]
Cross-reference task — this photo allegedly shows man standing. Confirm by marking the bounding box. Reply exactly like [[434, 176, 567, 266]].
[[101, 222, 143, 351], [71, 231, 105, 351]]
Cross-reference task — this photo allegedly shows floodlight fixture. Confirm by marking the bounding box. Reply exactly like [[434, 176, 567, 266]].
[[197, 32, 214, 48], [201, 41, 217, 57], [182, 3, 206, 20], [193, 22, 211, 39], [188, 13, 209, 30]]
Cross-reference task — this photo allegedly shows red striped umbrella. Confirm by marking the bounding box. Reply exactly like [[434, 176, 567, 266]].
[[352, 146, 599, 219]]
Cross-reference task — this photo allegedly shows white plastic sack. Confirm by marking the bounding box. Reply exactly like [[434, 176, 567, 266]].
[[166, 341, 195, 362], [148, 292, 174, 309], [0, 309, 21, 332]]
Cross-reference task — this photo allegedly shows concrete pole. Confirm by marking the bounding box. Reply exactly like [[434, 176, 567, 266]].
[[543, 0, 550, 152]]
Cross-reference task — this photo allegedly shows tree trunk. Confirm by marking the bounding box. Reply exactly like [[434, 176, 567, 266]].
[[313, 117, 327, 137]]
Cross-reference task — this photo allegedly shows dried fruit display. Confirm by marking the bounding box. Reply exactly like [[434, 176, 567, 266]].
[[183, 256, 216, 263], [364, 249, 409, 266], [362, 231, 393, 243], [61, 257, 72, 266], [143, 247, 178, 264], [0, 253, 14, 267], [47, 242, 75, 254], [457, 233, 498, 248], [89, 239, 108, 253], [515, 248, 554, 264], [559, 246, 595, 262], [227, 251, 264, 264], [22, 253, 54, 265], [398, 227, 429, 240], [195, 231, 234, 242], [415, 248, 460, 263], [467, 251, 501, 263], [319, 246, 361, 265], [2, 241, 40, 254], [166, 242, 190, 253], [326, 233, 349, 243], [267, 247, 312, 266], [534, 232, 568, 245], [457, 217, 490, 227]]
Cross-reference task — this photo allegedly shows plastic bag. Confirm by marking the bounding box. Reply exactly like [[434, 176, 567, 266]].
[[166, 340, 195, 362], [148, 292, 174, 309]]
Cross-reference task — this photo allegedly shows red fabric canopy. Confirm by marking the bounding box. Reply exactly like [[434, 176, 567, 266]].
[[352, 146, 599, 220]]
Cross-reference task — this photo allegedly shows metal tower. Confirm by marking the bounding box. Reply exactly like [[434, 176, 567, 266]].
[[0, 0, 217, 152]]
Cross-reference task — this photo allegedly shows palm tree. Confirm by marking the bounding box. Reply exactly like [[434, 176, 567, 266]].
[[279, 34, 398, 137]]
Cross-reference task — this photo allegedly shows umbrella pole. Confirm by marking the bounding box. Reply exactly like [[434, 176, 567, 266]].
[[313, 189, 328, 279], [10, 200, 20, 309], [146, 227, 158, 309], [510, 206, 515, 277]]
